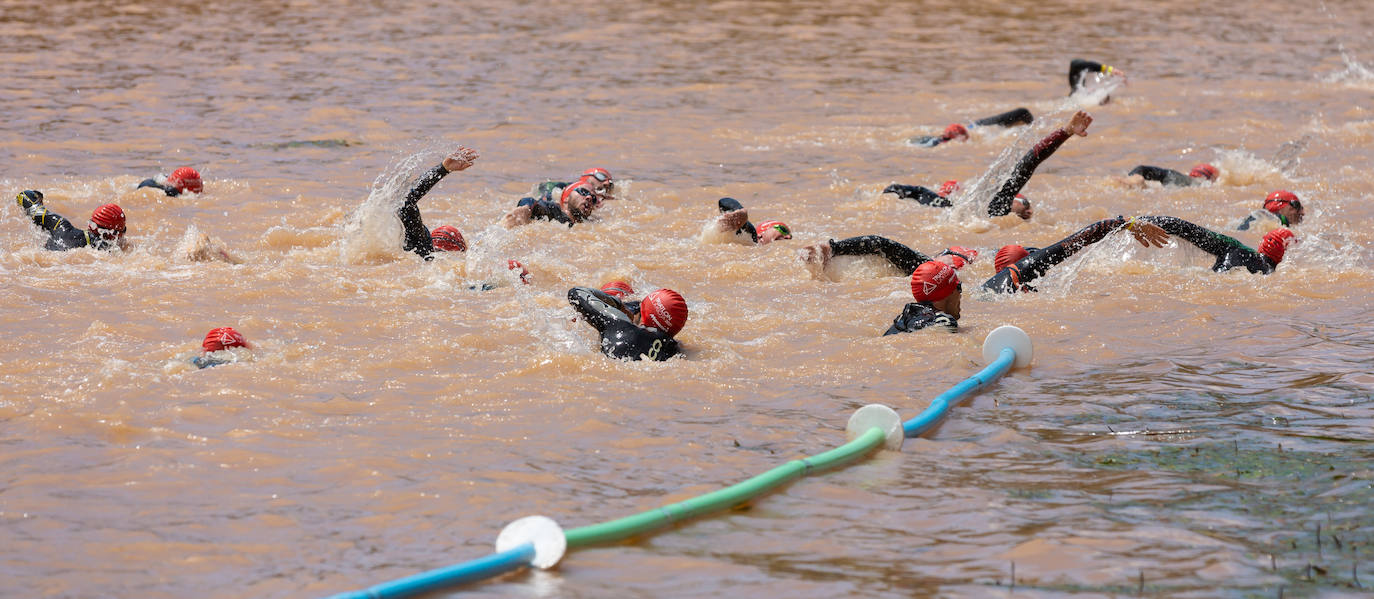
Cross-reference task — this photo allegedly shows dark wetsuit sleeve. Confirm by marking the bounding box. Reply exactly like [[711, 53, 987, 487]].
[[17, 194, 90, 251], [883, 184, 952, 207], [972, 108, 1033, 128], [988, 128, 1071, 216], [1069, 59, 1106, 92], [1140, 215, 1274, 274], [1128, 165, 1194, 187], [828, 235, 931, 275], [980, 217, 1127, 293], [137, 178, 180, 196], [883, 302, 958, 336], [715, 198, 758, 241], [519, 198, 573, 226], [398, 164, 450, 259], [569, 287, 633, 333]]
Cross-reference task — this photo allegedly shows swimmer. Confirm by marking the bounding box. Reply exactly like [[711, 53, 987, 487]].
[[138, 167, 203, 197], [1236, 190, 1305, 231], [801, 235, 976, 280], [14, 190, 127, 251], [396, 147, 479, 260], [504, 178, 603, 228], [1068, 58, 1126, 101], [799, 236, 974, 335], [192, 326, 252, 369], [884, 110, 1094, 219], [1139, 216, 1295, 274], [907, 108, 1035, 147], [983, 217, 1170, 293], [714, 197, 792, 245], [568, 286, 686, 361], [530, 167, 616, 204], [1120, 163, 1218, 188]]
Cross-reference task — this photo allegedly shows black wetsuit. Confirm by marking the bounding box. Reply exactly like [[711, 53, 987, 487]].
[[1068, 58, 1110, 94], [137, 179, 182, 197], [982, 217, 1130, 293], [396, 163, 456, 260], [886, 127, 1070, 217], [822, 236, 955, 335], [973, 108, 1034, 128], [515, 197, 575, 226], [1236, 210, 1287, 232], [828, 235, 933, 275], [717, 197, 759, 242], [1140, 216, 1276, 274], [15, 193, 112, 251], [568, 287, 681, 361], [884, 302, 958, 336], [1127, 165, 1197, 187]]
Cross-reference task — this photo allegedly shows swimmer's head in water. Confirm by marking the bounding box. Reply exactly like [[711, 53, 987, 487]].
[[601, 280, 634, 299], [640, 288, 688, 337], [994, 244, 1030, 272], [17, 189, 44, 205], [581, 167, 613, 197], [755, 220, 792, 244], [1258, 228, 1296, 264], [1189, 163, 1218, 181], [87, 203, 127, 246], [560, 181, 601, 221], [910, 260, 959, 303], [1011, 193, 1032, 220], [202, 326, 250, 353], [941, 123, 969, 142], [430, 225, 466, 252], [936, 246, 978, 269], [938, 180, 960, 198], [168, 167, 203, 194], [1264, 190, 1304, 225]]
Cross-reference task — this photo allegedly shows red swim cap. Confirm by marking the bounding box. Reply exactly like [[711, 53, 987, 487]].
[[640, 288, 688, 337], [1258, 228, 1295, 264], [1189, 163, 1218, 181], [600, 280, 634, 299], [994, 245, 1029, 272], [202, 326, 249, 352], [938, 246, 978, 269], [910, 261, 959, 303], [1264, 190, 1300, 213], [581, 167, 612, 183], [168, 167, 203, 194], [508, 259, 531, 284], [755, 220, 792, 240], [430, 225, 466, 252], [89, 203, 126, 232], [938, 180, 961, 197], [941, 123, 969, 142]]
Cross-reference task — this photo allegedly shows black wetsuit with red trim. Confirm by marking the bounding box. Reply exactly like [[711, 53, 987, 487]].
[[885, 127, 1070, 217], [568, 287, 681, 361], [397, 163, 453, 260], [137, 179, 183, 197], [1127, 165, 1197, 187], [15, 193, 111, 251], [982, 217, 1130, 293], [1139, 215, 1276, 274]]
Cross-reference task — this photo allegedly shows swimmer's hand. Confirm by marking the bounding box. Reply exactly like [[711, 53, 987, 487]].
[[442, 147, 480, 172], [502, 205, 533, 228], [1065, 111, 1092, 137], [717, 208, 749, 233], [1125, 219, 1169, 248]]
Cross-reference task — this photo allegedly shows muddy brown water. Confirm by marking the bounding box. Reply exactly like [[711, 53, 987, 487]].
[[2, 1, 1372, 597]]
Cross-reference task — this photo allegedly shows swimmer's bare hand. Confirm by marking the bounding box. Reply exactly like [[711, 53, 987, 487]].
[[717, 208, 749, 233], [443, 147, 480, 172], [1126, 220, 1168, 248], [502, 205, 533, 228], [1065, 111, 1092, 137]]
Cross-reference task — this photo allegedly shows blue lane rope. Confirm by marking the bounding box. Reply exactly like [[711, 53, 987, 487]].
[[902, 347, 1016, 437]]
